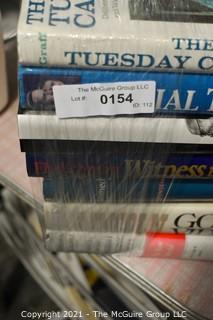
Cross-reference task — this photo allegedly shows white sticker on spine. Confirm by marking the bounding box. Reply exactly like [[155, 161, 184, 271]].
[[53, 81, 156, 118]]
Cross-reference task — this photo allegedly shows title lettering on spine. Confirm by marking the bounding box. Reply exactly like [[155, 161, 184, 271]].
[[64, 37, 213, 71], [26, 0, 96, 28]]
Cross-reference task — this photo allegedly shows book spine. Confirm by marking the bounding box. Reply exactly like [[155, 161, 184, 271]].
[[17, 113, 213, 145], [42, 177, 213, 202], [26, 152, 213, 178], [20, 139, 213, 153], [18, 1, 213, 72], [45, 230, 213, 260], [45, 230, 141, 254], [19, 66, 213, 116], [44, 202, 213, 236]]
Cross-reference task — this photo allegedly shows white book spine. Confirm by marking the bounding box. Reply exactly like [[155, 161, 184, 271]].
[[45, 229, 213, 260], [18, 0, 213, 72], [45, 230, 140, 253], [44, 202, 213, 236], [17, 113, 213, 144]]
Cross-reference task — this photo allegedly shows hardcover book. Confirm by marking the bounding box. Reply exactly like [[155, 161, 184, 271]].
[[44, 201, 213, 255], [26, 152, 213, 179], [17, 109, 213, 144], [44, 229, 213, 258], [42, 177, 213, 202], [18, 0, 213, 71], [19, 66, 213, 116], [44, 202, 213, 236]]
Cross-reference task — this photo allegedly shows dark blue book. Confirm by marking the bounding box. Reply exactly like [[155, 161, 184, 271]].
[[26, 152, 213, 179], [43, 177, 213, 202], [19, 66, 213, 117]]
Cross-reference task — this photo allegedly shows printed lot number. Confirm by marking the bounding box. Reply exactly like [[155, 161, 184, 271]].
[[100, 93, 133, 104]]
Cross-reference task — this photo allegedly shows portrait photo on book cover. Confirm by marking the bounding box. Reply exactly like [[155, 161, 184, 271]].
[[24, 74, 81, 110], [186, 118, 213, 137], [128, 0, 213, 23]]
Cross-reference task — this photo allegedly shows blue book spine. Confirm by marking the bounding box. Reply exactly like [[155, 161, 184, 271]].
[[19, 66, 213, 116], [43, 177, 213, 202], [26, 152, 213, 179]]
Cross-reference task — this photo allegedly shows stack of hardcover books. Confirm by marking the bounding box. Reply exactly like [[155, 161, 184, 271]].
[[17, 0, 213, 259]]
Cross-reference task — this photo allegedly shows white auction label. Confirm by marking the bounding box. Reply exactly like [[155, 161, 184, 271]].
[[53, 81, 156, 118]]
